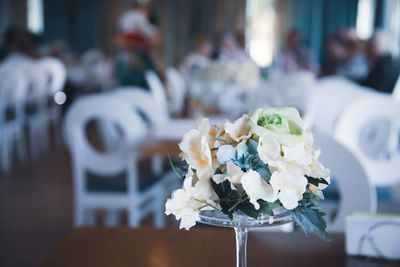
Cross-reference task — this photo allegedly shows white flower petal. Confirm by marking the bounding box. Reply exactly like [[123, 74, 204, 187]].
[[257, 136, 281, 166], [308, 159, 330, 180], [278, 189, 300, 210], [224, 115, 252, 142], [270, 168, 308, 210], [197, 118, 210, 136], [226, 162, 244, 184], [192, 178, 216, 200], [241, 170, 278, 210], [283, 143, 312, 165], [212, 174, 227, 184], [178, 208, 200, 230]]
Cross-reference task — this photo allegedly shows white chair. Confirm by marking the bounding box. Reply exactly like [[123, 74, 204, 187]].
[[0, 64, 29, 172], [17, 60, 51, 160], [64, 94, 166, 228], [37, 57, 67, 144], [112, 88, 180, 194], [113, 87, 168, 127], [166, 67, 187, 115], [113, 86, 200, 141], [313, 131, 377, 232], [145, 70, 169, 115], [392, 74, 400, 101], [303, 76, 377, 132], [335, 94, 400, 187]]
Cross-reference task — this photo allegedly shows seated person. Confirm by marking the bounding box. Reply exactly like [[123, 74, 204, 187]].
[[180, 35, 213, 80], [361, 31, 399, 93]]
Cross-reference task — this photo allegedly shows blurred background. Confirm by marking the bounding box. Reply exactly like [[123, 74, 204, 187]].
[[1, 0, 400, 266]]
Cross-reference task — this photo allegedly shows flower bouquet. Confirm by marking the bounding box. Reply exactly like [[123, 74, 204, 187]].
[[165, 107, 331, 242]]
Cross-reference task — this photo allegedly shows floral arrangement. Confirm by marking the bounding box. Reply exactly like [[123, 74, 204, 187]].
[[202, 59, 260, 88], [165, 107, 331, 241]]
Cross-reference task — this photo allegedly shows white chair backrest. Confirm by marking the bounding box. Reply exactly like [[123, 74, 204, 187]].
[[38, 57, 67, 94], [166, 67, 186, 114], [64, 94, 147, 184], [313, 131, 376, 232], [145, 70, 169, 114], [6, 60, 49, 105], [303, 76, 377, 132], [392, 74, 400, 101], [113, 87, 168, 127], [334, 94, 400, 186], [0, 64, 28, 122]]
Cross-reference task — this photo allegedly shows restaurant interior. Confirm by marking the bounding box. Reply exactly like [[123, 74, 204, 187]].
[[1, 0, 400, 266]]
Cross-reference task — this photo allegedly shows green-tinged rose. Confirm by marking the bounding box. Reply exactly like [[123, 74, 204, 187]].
[[249, 107, 305, 147]]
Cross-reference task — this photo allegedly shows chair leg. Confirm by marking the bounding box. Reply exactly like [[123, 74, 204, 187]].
[[128, 207, 140, 228], [154, 199, 166, 228], [1, 131, 11, 173], [151, 155, 163, 175], [29, 121, 38, 160], [104, 209, 121, 227], [16, 127, 27, 165], [153, 188, 166, 228], [85, 209, 96, 226], [74, 204, 85, 227], [40, 121, 50, 155]]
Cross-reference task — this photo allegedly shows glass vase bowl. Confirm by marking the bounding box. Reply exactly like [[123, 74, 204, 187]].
[[198, 208, 293, 267]]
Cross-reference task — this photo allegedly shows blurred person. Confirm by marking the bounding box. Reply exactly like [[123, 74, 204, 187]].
[[218, 33, 248, 60], [117, 1, 155, 37], [180, 35, 213, 80], [320, 28, 348, 77], [274, 29, 316, 73], [116, 32, 157, 88], [361, 30, 399, 93], [338, 27, 369, 82], [0, 26, 39, 62], [115, 1, 159, 89]]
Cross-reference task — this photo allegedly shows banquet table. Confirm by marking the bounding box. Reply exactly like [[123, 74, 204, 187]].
[[38, 227, 397, 267]]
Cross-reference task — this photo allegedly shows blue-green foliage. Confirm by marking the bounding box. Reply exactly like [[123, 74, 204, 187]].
[[216, 140, 271, 182]]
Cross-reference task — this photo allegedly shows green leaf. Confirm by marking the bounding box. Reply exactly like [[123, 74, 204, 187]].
[[258, 200, 281, 216], [302, 190, 321, 203], [237, 201, 260, 219], [247, 139, 258, 154], [211, 179, 241, 219], [210, 137, 230, 144], [168, 154, 185, 180], [306, 176, 329, 186], [244, 154, 271, 182], [236, 200, 281, 219], [288, 205, 331, 241]]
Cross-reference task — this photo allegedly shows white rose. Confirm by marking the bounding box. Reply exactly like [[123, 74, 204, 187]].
[[249, 107, 306, 147], [241, 170, 278, 209]]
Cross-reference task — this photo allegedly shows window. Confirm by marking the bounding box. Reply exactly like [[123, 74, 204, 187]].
[[246, 0, 276, 67], [356, 0, 375, 40], [27, 0, 44, 34]]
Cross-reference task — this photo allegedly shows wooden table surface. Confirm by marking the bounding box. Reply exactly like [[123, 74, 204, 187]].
[[38, 226, 397, 267]]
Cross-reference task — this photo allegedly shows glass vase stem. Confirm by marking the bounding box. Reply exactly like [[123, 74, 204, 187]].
[[234, 226, 248, 267]]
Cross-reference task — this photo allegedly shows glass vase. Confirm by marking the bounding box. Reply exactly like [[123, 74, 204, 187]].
[[198, 208, 292, 267]]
